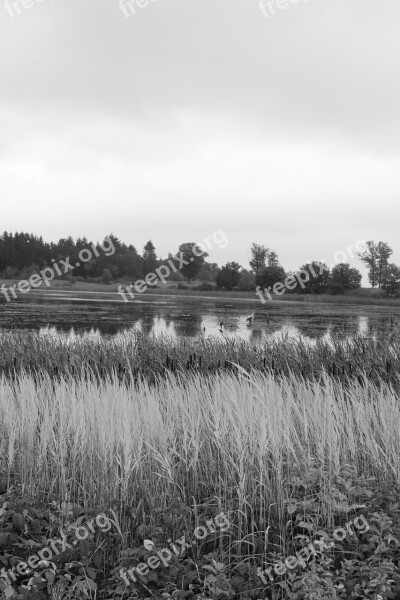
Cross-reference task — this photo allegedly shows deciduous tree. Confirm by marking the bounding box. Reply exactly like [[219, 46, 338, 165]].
[[328, 263, 362, 295], [376, 242, 393, 288], [256, 265, 287, 290], [216, 262, 242, 290], [358, 241, 392, 288], [178, 243, 208, 282], [297, 262, 330, 294], [382, 263, 400, 296], [249, 244, 268, 278]]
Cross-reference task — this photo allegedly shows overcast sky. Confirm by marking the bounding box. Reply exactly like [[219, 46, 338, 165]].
[[0, 0, 399, 277]]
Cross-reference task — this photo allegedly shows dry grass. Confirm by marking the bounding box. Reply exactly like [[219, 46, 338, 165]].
[[1, 368, 399, 553]]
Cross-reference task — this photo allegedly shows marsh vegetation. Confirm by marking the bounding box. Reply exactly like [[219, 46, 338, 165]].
[[1, 332, 400, 598]]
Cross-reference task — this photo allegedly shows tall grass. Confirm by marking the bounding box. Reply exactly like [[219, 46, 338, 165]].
[[1, 369, 399, 555], [0, 331, 399, 389]]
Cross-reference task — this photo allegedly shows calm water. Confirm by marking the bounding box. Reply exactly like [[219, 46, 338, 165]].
[[1, 290, 400, 344]]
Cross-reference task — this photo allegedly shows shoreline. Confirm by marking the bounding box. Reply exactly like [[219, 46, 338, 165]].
[[1, 286, 400, 311]]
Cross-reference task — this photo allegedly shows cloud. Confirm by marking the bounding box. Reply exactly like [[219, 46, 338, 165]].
[[0, 0, 398, 275]]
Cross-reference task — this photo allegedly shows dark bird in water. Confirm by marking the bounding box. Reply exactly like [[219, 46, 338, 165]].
[[203, 327, 206, 332], [246, 316, 253, 325], [219, 322, 224, 328]]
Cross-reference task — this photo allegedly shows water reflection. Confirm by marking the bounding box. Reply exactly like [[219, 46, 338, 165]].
[[172, 313, 203, 338], [1, 293, 400, 344]]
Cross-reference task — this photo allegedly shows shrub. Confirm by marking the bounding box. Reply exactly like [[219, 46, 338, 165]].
[[194, 282, 215, 291], [102, 268, 113, 284]]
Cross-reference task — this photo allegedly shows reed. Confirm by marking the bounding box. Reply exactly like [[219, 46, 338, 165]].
[[1, 368, 399, 555], [0, 330, 399, 389]]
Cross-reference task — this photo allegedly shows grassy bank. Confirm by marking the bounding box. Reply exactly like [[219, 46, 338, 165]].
[[1, 368, 400, 598], [2, 276, 400, 308], [1, 333, 400, 598]]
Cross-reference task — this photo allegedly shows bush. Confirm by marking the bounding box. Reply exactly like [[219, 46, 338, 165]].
[[3, 266, 18, 279], [194, 282, 215, 291], [102, 268, 112, 284], [166, 269, 185, 282]]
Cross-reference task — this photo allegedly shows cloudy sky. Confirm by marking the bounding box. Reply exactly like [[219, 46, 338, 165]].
[[0, 0, 399, 277]]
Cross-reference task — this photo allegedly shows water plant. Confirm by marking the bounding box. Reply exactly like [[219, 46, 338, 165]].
[[0, 330, 399, 390]]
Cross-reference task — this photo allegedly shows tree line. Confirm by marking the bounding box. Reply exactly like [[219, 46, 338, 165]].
[[216, 241, 400, 297], [0, 232, 215, 285], [0, 232, 399, 297]]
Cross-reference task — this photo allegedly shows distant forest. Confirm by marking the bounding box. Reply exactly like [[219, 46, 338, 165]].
[[0, 231, 218, 285], [1, 232, 399, 297]]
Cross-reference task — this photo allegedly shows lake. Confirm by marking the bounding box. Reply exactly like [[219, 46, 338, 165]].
[[1, 289, 400, 344]]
